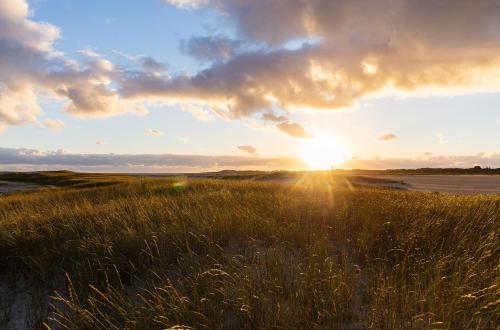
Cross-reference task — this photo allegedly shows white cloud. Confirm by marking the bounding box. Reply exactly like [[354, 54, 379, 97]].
[[43, 118, 66, 132], [0, 0, 146, 130], [0, 88, 42, 126], [145, 128, 164, 136], [180, 103, 215, 122], [164, 0, 209, 9], [436, 133, 448, 144], [95, 139, 104, 145], [112, 49, 143, 61], [177, 136, 190, 143], [377, 133, 397, 141]]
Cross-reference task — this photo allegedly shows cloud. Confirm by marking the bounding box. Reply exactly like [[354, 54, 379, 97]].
[[261, 112, 288, 122], [112, 49, 143, 61], [180, 103, 216, 122], [177, 136, 190, 143], [0, 147, 303, 172], [1, 147, 499, 173], [95, 139, 104, 145], [436, 133, 448, 144], [140, 57, 167, 72], [180, 35, 241, 62], [377, 133, 397, 141], [150, 0, 500, 124], [0, 0, 145, 130], [43, 118, 66, 132], [237, 145, 257, 156], [145, 128, 164, 136], [0, 89, 42, 126], [164, 0, 208, 9], [4, 0, 500, 140], [104, 17, 116, 25], [276, 121, 312, 138], [0, 0, 60, 51]]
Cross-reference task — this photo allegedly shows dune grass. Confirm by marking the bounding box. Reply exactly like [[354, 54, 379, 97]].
[[0, 170, 136, 188], [0, 173, 498, 329]]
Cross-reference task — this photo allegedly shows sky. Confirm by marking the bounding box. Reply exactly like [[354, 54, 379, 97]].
[[1, 0, 499, 172]]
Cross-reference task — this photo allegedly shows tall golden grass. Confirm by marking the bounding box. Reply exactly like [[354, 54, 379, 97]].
[[0, 174, 498, 329]]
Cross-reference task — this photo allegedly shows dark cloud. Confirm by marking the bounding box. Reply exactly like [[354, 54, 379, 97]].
[[180, 35, 242, 62], [1, 147, 499, 172], [0, 147, 303, 172], [237, 145, 257, 156], [140, 56, 167, 72], [261, 112, 288, 122], [276, 121, 312, 139]]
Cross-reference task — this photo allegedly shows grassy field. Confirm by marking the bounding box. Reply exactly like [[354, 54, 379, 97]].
[[0, 172, 498, 329]]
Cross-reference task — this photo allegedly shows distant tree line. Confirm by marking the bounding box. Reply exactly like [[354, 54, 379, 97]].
[[334, 166, 500, 175]]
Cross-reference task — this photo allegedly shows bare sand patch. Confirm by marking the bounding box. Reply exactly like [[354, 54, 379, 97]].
[[0, 181, 42, 195], [367, 175, 500, 195]]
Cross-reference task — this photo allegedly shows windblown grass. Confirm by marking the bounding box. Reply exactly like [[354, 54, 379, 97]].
[[0, 173, 498, 329]]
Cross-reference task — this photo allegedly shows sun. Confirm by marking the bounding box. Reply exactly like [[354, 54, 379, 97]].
[[301, 135, 350, 170]]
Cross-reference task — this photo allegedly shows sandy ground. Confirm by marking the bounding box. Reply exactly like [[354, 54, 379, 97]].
[[368, 175, 500, 195], [0, 181, 42, 195]]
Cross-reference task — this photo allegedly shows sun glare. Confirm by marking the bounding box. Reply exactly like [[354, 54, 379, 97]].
[[301, 136, 350, 170]]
